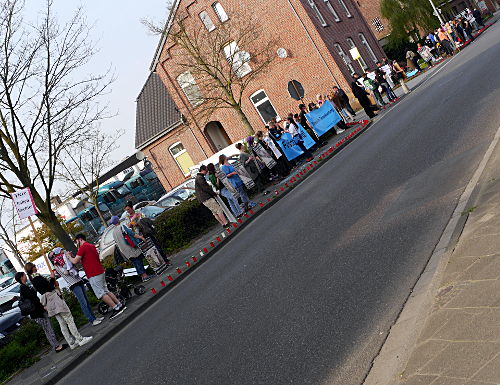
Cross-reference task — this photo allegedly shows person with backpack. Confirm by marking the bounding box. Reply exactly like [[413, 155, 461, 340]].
[[24, 262, 93, 350], [14, 271, 67, 353], [109, 216, 153, 282], [49, 248, 103, 326]]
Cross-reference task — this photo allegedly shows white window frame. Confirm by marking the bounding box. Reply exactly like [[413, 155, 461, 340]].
[[324, 0, 341, 22], [308, 0, 327, 26], [346, 38, 367, 70], [250, 90, 280, 124], [334, 43, 355, 75], [338, 0, 352, 18], [169, 142, 192, 177], [212, 2, 229, 22], [359, 33, 378, 63], [176, 71, 203, 107], [199, 11, 216, 31], [223, 41, 252, 78]]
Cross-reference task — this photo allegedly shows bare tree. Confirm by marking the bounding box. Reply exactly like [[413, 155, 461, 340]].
[[57, 128, 122, 227], [0, 0, 112, 252], [0, 197, 25, 266], [143, 9, 278, 133]]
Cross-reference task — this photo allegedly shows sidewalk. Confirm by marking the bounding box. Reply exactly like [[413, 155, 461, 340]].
[[398, 139, 500, 385]]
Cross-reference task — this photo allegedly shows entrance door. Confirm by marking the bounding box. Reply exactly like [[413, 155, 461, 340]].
[[205, 121, 231, 152]]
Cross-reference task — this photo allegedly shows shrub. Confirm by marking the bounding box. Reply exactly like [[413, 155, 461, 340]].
[[154, 199, 217, 254]]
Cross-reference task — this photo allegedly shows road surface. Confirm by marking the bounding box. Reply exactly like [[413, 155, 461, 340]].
[[60, 22, 500, 385]]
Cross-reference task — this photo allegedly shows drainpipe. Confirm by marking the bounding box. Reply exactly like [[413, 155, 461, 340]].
[[158, 60, 209, 158], [287, 0, 340, 87]]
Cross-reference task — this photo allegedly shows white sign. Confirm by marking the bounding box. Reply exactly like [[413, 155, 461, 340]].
[[349, 47, 361, 60], [11, 188, 38, 219]]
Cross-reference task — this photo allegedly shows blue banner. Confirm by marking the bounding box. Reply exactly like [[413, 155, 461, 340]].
[[305, 101, 342, 137], [276, 128, 315, 161]]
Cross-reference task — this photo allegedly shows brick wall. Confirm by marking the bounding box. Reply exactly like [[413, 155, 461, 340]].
[[145, 0, 381, 190], [354, 0, 390, 40]]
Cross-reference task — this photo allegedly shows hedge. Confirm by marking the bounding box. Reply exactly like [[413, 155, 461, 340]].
[[154, 199, 217, 254]]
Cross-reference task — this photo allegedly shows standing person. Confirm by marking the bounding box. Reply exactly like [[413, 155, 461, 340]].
[[24, 263, 93, 350], [406, 50, 421, 71], [108, 216, 153, 282], [219, 154, 255, 211], [427, 31, 437, 47], [462, 19, 474, 41], [286, 116, 314, 161], [362, 74, 386, 107], [330, 88, 352, 120], [49, 248, 103, 326], [194, 165, 231, 228], [351, 75, 378, 119], [235, 143, 265, 193], [207, 163, 243, 219], [392, 61, 412, 94], [298, 104, 322, 147], [334, 86, 356, 117], [417, 43, 435, 67], [123, 202, 171, 266], [472, 9, 484, 27], [14, 272, 67, 353], [258, 129, 290, 178], [374, 65, 397, 101], [438, 28, 454, 56], [467, 8, 479, 30], [68, 234, 125, 319]]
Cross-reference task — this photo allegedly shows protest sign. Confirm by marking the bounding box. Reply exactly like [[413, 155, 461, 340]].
[[252, 143, 277, 169], [305, 101, 342, 137], [275, 128, 314, 161], [232, 160, 256, 190], [11, 188, 38, 220]]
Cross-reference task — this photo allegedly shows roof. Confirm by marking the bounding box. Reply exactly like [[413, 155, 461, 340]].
[[135, 72, 182, 149]]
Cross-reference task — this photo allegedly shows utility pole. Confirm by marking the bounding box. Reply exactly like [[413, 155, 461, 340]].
[[428, 0, 445, 25]]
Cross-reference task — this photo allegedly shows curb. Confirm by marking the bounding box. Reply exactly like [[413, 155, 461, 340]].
[[39, 119, 373, 385], [362, 123, 500, 385]]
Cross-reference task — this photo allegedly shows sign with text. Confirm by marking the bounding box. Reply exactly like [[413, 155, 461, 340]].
[[11, 188, 38, 220], [276, 127, 315, 161], [305, 101, 342, 137]]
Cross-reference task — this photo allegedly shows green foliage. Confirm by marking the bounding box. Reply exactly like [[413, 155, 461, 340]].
[[154, 199, 217, 254], [21, 215, 84, 262], [381, 0, 439, 47]]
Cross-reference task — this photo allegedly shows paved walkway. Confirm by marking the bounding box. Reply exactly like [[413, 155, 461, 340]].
[[399, 139, 500, 385]]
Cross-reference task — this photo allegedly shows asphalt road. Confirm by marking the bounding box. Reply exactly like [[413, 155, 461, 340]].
[[59, 22, 500, 385]]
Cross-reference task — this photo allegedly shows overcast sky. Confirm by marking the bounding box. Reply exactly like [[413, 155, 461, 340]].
[[51, 0, 167, 162]]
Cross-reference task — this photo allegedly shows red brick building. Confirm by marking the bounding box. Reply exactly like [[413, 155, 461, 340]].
[[354, 0, 390, 42], [136, 0, 385, 190]]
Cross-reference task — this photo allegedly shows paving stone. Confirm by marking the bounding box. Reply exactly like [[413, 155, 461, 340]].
[[443, 280, 500, 308], [403, 340, 449, 377], [428, 377, 466, 385], [442, 256, 480, 284], [419, 342, 499, 378], [471, 353, 500, 383], [455, 236, 500, 257], [431, 308, 500, 341], [457, 254, 500, 281], [401, 374, 438, 385]]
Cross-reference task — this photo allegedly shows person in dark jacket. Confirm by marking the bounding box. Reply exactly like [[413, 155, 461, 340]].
[[15, 271, 67, 353], [195, 165, 229, 228], [472, 9, 484, 27], [136, 217, 171, 266], [351, 74, 378, 119]]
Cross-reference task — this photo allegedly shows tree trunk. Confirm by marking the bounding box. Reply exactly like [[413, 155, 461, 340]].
[[92, 197, 108, 227], [37, 209, 78, 254], [234, 105, 255, 135]]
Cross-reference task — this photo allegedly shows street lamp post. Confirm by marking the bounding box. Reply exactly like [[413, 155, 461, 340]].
[[428, 0, 445, 25]]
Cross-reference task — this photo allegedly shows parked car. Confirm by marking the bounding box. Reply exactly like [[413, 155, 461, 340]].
[[0, 292, 23, 337], [100, 205, 168, 260], [133, 201, 156, 210], [155, 194, 184, 209], [0, 283, 21, 295]]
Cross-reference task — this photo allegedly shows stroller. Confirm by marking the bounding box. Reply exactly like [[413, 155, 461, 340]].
[[97, 266, 146, 315]]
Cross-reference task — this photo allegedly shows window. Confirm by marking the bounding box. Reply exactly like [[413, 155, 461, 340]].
[[372, 17, 384, 32], [359, 33, 378, 63], [130, 178, 145, 189], [250, 90, 280, 124], [308, 0, 327, 26], [177, 71, 203, 106], [346, 38, 367, 70], [338, 0, 352, 17], [169, 142, 195, 176], [324, 0, 340, 22], [212, 2, 228, 22], [199, 11, 215, 31], [333, 43, 355, 74], [223, 41, 252, 78]]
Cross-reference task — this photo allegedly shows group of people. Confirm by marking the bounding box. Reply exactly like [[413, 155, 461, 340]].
[[195, 100, 354, 227], [15, 234, 124, 353]]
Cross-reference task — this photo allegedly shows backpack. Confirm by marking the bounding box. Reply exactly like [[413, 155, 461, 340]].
[[121, 225, 137, 248], [18, 296, 35, 316]]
